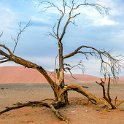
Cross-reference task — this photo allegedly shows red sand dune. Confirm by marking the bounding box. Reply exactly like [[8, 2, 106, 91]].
[[0, 66, 122, 84], [0, 66, 48, 83]]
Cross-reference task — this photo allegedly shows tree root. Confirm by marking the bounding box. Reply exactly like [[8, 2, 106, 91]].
[[0, 100, 68, 122], [49, 104, 68, 121]]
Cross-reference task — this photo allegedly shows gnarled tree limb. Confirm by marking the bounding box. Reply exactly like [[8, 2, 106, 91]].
[[59, 84, 112, 109], [0, 100, 68, 121], [0, 44, 60, 98]]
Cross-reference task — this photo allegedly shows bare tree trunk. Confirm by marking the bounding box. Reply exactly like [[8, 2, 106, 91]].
[[58, 41, 69, 104], [58, 41, 64, 87]]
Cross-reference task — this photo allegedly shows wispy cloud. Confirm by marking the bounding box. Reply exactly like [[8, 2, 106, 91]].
[[92, 16, 118, 26]]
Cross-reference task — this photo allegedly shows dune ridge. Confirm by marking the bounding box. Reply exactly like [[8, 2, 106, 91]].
[[0, 66, 123, 84]]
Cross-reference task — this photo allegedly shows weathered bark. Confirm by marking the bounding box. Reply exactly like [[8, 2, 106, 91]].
[[11, 55, 59, 90], [58, 41, 64, 87], [60, 84, 113, 109], [57, 40, 69, 104]]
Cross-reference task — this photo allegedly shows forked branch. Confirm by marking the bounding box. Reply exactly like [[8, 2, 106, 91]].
[[42, 0, 108, 42], [96, 76, 116, 109]]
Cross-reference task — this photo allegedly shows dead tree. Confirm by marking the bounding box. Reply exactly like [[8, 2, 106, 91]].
[[0, 0, 122, 121]]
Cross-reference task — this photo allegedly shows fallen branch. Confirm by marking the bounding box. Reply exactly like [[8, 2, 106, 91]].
[[0, 100, 67, 121], [0, 101, 49, 115]]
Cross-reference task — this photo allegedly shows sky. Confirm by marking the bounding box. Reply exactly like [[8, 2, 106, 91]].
[[0, 0, 124, 76]]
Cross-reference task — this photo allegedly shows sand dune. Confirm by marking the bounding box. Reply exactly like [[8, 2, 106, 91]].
[[0, 66, 101, 84], [0, 66, 48, 83]]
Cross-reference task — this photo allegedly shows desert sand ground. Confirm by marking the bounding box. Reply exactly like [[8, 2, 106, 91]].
[[0, 83, 123, 124]]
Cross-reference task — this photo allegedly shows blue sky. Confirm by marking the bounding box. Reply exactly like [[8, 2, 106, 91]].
[[0, 0, 124, 76]]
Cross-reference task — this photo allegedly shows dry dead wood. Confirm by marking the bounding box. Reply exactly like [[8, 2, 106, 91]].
[[0, 100, 67, 121], [60, 84, 113, 109]]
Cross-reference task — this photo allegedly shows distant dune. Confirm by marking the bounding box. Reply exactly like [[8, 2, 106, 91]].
[[0, 66, 123, 84], [0, 66, 48, 83]]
